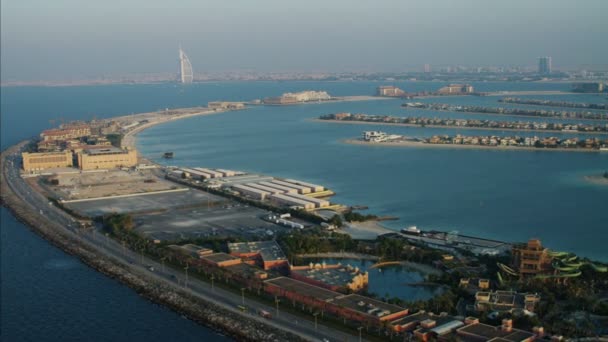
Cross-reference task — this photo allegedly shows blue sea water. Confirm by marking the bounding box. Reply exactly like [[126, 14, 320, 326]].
[[0, 208, 231, 342], [1, 81, 607, 341], [316, 258, 445, 302]]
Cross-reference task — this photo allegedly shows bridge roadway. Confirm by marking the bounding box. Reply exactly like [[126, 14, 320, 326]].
[[2, 146, 367, 342]]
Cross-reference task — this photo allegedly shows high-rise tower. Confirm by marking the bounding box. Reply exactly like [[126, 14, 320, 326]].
[[179, 47, 194, 84], [538, 57, 552, 75]]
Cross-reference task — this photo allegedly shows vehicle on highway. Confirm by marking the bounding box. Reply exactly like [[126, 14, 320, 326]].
[[258, 309, 272, 319]]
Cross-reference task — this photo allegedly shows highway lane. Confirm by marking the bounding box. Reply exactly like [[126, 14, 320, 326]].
[[2, 149, 367, 342]]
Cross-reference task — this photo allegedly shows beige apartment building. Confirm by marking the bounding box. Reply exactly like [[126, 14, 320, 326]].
[[40, 125, 92, 142], [22, 151, 73, 171], [76, 147, 137, 170]]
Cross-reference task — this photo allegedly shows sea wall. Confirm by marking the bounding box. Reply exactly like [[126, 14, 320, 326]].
[[0, 142, 307, 342]]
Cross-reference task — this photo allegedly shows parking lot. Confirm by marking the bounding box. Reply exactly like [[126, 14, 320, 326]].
[[133, 203, 287, 241], [65, 188, 226, 216]]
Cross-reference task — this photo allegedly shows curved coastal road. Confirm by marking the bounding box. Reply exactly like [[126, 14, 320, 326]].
[[2, 144, 367, 342]]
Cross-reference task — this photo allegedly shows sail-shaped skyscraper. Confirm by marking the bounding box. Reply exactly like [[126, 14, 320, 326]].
[[179, 47, 194, 84]]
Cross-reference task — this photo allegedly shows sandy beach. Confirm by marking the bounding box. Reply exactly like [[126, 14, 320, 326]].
[[336, 220, 395, 240], [338, 95, 393, 102], [343, 138, 604, 153], [313, 118, 608, 135], [484, 90, 580, 96]]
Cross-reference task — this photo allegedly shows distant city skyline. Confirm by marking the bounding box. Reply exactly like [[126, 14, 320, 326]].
[[2, 0, 608, 81]]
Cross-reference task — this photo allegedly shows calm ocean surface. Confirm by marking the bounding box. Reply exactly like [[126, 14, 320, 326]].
[[2, 81, 607, 341]]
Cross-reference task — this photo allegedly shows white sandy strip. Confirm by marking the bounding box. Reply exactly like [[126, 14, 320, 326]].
[[343, 139, 603, 153], [61, 187, 188, 203]]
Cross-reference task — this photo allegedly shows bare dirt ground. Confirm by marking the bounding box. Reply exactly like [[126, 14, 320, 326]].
[[41, 169, 182, 200]]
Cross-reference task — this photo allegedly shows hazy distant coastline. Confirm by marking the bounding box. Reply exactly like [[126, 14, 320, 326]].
[[584, 174, 608, 186], [343, 138, 604, 153], [3, 75, 608, 88]]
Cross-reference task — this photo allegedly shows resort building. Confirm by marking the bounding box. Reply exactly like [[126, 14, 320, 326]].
[[474, 290, 540, 314], [263, 91, 331, 104], [290, 263, 369, 292], [511, 239, 553, 278], [76, 147, 138, 170], [376, 86, 406, 97], [223, 263, 269, 287], [459, 278, 491, 294], [437, 84, 474, 94], [456, 319, 537, 342], [283, 90, 331, 102], [36, 140, 62, 153], [412, 318, 465, 341], [200, 253, 243, 268], [40, 124, 92, 142], [329, 294, 409, 327], [389, 311, 462, 334], [167, 244, 214, 259], [228, 240, 289, 270], [21, 151, 73, 171]]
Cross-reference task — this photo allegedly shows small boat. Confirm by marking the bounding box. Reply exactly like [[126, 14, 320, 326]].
[[163, 152, 174, 159]]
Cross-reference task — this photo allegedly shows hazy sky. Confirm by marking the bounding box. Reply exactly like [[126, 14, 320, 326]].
[[2, 0, 607, 81]]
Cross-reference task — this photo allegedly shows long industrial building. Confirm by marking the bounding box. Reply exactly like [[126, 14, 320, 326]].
[[270, 193, 315, 210], [195, 168, 223, 178], [257, 181, 299, 194], [216, 169, 236, 177], [285, 193, 330, 208], [219, 174, 275, 185], [180, 167, 213, 179], [231, 184, 270, 200], [270, 180, 312, 194], [283, 179, 324, 192], [245, 183, 284, 195]]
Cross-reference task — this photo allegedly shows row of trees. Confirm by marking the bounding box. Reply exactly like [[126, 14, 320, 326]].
[[277, 228, 356, 260], [343, 211, 378, 222]]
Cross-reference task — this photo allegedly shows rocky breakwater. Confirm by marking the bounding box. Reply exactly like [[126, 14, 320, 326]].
[[0, 142, 306, 342]]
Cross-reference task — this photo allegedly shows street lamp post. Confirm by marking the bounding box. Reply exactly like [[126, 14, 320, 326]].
[[184, 264, 189, 288], [274, 296, 280, 317], [358, 326, 363, 342]]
